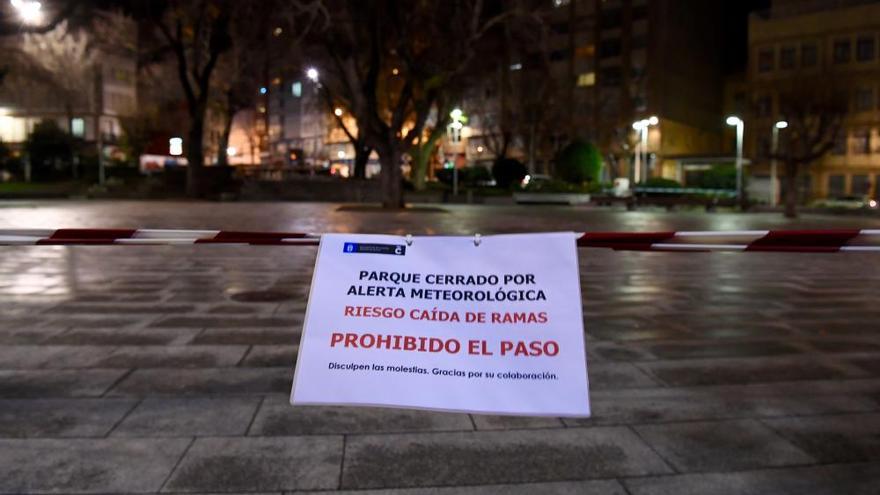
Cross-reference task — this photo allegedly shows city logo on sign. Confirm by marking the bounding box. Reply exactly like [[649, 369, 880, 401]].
[[343, 242, 406, 256]]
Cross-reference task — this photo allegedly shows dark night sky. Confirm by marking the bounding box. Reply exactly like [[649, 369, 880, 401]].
[[721, 0, 772, 75]]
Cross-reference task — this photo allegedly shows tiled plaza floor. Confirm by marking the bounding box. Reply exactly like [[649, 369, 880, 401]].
[[1, 201, 880, 494]]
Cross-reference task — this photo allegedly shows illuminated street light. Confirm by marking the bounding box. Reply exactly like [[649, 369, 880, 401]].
[[334, 107, 343, 117], [169, 137, 183, 156], [259, 87, 267, 95], [337, 150, 346, 159], [631, 117, 658, 183], [726, 115, 745, 205], [770, 120, 788, 207], [450, 108, 463, 121], [226, 147, 237, 157], [305, 67, 319, 81], [10, 0, 42, 25]]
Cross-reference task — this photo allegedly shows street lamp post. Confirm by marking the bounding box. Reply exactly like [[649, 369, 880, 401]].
[[632, 116, 658, 184], [771, 120, 788, 207], [726, 116, 744, 206]]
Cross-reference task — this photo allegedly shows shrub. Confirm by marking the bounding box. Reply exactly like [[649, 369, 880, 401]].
[[641, 177, 682, 188], [691, 164, 736, 190], [491, 158, 527, 189], [554, 140, 603, 184], [24, 120, 74, 181]]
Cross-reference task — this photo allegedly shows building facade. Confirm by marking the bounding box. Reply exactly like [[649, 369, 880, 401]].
[[0, 20, 136, 154], [747, 0, 880, 201]]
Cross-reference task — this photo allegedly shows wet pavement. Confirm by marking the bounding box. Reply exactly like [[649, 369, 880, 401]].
[[1, 200, 880, 494]]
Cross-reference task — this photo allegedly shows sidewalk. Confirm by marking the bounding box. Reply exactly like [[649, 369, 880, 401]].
[[1, 201, 879, 493]]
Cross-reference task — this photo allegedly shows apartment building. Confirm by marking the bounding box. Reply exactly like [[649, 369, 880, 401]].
[[748, 0, 880, 200]]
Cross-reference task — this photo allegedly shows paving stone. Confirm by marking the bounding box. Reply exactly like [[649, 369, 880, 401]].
[[0, 345, 113, 368], [0, 369, 129, 398], [470, 414, 564, 430], [567, 389, 878, 426], [112, 397, 260, 437], [150, 317, 299, 328], [587, 327, 691, 342], [239, 345, 298, 367], [249, 397, 473, 435], [45, 304, 195, 314], [849, 357, 880, 376], [92, 345, 249, 368], [589, 362, 660, 389], [57, 317, 143, 328], [646, 341, 800, 360], [341, 427, 672, 489], [206, 304, 264, 314], [108, 368, 292, 396], [633, 419, 816, 472], [807, 341, 880, 354], [589, 342, 654, 362], [192, 328, 300, 345], [641, 356, 857, 386], [297, 480, 627, 494], [625, 462, 880, 495], [45, 327, 202, 346], [0, 398, 136, 437], [763, 413, 880, 463], [162, 436, 342, 492], [0, 437, 191, 493]]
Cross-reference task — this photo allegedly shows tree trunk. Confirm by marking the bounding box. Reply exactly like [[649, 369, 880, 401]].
[[216, 106, 235, 168], [186, 117, 205, 198], [411, 145, 430, 191], [353, 143, 370, 179], [379, 144, 404, 208], [783, 160, 799, 218], [411, 131, 443, 191]]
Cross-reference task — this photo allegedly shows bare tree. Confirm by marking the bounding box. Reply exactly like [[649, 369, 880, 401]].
[[767, 77, 847, 218], [310, 0, 508, 208], [133, 0, 233, 197], [18, 20, 95, 127]]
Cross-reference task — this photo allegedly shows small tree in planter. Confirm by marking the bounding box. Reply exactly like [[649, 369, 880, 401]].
[[555, 140, 603, 185]]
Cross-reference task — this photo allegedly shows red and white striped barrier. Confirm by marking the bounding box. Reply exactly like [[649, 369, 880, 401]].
[[0, 228, 879, 252]]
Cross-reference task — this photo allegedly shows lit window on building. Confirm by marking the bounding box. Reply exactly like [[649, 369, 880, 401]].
[[852, 174, 871, 195], [801, 43, 818, 67], [757, 48, 774, 72], [575, 44, 595, 58], [779, 46, 796, 69], [70, 118, 85, 137], [854, 88, 874, 112], [291, 81, 302, 97], [851, 129, 870, 155], [828, 174, 846, 197], [577, 72, 595, 87], [856, 35, 876, 62], [833, 38, 851, 64]]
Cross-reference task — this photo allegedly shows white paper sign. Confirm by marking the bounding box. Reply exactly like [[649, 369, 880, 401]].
[[290, 232, 590, 417]]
